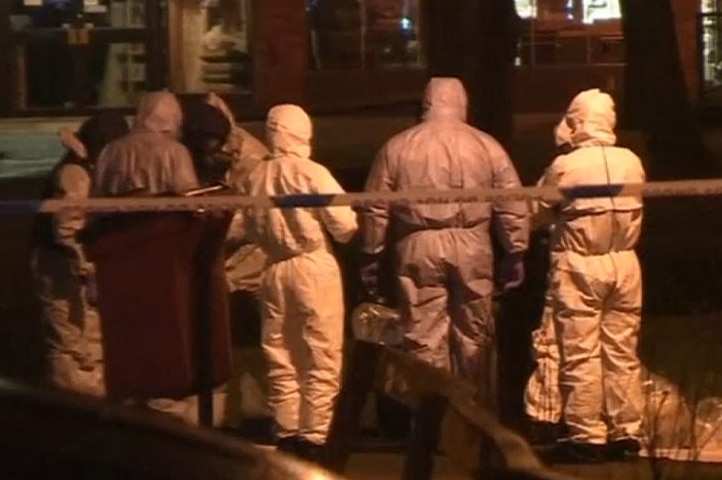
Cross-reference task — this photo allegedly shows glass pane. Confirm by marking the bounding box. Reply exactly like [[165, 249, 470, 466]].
[[516, 26, 560, 66], [14, 39, 74, 109], [106, 0, 146, 28], [582, 0, 621, 24], [12, 39, 145, 109], [364, 0, 423, 68], [702, 0, 718, 13], [9, 0, 146, 30], [98, 42, 146, 107], [515, 0, 623, 66], [170, 0, 253, 93], [515, 0, 538, 19], [702, 14, 722, 93], [308, 0, 363, 69]]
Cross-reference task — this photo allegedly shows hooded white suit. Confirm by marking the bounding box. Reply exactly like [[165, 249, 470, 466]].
[[240, 104, 358, 445], [523, 115, 573, 425], [361, 78, 529, 385], [539, 89, 645, 445], [93, 92, 199, 196]]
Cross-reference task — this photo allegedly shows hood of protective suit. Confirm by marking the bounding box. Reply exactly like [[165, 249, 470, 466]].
[[564, 88, 617, 148], [554, 116, 572, 148], [421, 77, 468, 122], [206, 92, 235, 126], [133, 92, 183, 138], [265, 104, 312, 159], [206, 92, 245, 155]]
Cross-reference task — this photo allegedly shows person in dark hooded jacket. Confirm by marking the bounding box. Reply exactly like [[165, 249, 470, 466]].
[[179, 98, 233, 186], [30, 111, 129, 396]]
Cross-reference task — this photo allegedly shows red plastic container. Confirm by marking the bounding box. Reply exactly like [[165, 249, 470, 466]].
[[84, 211, 232, 399]]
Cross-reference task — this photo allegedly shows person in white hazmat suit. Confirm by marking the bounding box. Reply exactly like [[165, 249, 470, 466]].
[[93, 91, 199, 196], [359, 77, 529, 408], [523, 116, 574, 445], [30, 112, 130, 396], [91, 92, 200, 422], [204, 93, 273, 430], [537, 89, 645, 463], [239, 104, 358, 462]]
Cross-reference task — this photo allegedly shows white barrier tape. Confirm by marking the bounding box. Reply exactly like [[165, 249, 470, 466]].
[[1, 178, 722, 214]]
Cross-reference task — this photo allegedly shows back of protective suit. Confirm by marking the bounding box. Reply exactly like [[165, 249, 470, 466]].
[[546, 146, 645, 255], [541, 88, 645, 256], [363, 77, 527, 255], [93, 92, 199, 196], [242, 105, 358, 262]]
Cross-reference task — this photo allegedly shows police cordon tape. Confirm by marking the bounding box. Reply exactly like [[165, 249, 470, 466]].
[[2, 178, 722, 214]]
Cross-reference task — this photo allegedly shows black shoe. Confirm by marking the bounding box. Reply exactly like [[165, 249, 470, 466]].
[[276, 435, 300, 454], [526, 421, 562, 447], [607, 438, 642, 461], [295, 438, 328, 466], [548, 441, 606, 464]]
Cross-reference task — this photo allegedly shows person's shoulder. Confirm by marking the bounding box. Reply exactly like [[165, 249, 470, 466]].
[[100, 134, 129, 152], [384, 122, 427, 147], [544, 150, 578, 177], [288, 157, 337, 186], [298, 156, 331, 175], [234, 126, 269, 155], [164, 138, 193, 157], [610, 145, 642, 160], [611, 146, 646, 176], [466, 124, 502, 144], [463, 125, 510, 157]]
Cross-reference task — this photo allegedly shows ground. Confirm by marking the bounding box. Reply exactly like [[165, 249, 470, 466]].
[[2, 112, 722, 479]]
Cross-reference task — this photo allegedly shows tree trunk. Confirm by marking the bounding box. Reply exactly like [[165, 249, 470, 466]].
[[466, 0, 520, 148], [426, 0, 520, 148], [621, 0, 718, 179]]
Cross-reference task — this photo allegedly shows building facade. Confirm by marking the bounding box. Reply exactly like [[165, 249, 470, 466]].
[[0, 0, 713, 118]]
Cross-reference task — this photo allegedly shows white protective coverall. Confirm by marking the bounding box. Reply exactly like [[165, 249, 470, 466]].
[[240, 104, 358, 445], [205, 92, 270, 296], [30, 119, 130, 396], [538, 89, 645, 445], [361, 78, 529, 384], [91, 92, 199, 421], [205, 93, 272, 425], [93, 92, 199, 196], [523, 117, 573, 424]]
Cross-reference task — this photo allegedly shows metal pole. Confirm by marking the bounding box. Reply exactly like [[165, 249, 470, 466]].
[[196, 214, 215, 427]]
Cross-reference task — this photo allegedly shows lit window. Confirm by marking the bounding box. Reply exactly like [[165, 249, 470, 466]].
[[308, 0, 423, 70], [702, 0, 718, 13], [582, 0, 621, 24], [515, 0, 537, 19], [170, 0, 252, 94]]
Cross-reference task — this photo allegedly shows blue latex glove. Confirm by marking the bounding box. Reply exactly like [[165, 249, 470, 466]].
[[498, 252, 525, 292]]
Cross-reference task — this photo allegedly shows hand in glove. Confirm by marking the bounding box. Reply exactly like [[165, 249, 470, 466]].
[[498, 252, 525, 292]]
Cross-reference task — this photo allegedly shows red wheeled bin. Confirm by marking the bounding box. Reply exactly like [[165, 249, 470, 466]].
[[82, 206, 232, 424]]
